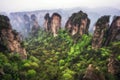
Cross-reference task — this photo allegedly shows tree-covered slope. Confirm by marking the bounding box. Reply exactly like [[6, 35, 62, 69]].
[[0, 29, 120, 80]]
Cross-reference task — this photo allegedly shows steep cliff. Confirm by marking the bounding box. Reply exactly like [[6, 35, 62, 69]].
[[105, 16, 120, 45], [65, 11, 90, 36], [92, 16, 110, 49], [0, 15, 27, 59]]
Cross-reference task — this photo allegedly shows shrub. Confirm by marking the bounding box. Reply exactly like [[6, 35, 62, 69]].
[[0, 52, 8, 65], [27, 69, 36, 78]]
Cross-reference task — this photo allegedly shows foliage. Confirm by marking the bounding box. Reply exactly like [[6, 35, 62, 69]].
[[27, 69, 36, 78], [0, 29, 119, 80]]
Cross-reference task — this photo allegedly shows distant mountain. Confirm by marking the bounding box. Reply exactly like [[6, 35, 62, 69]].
[[2, 7, 119, 33], [93, 7, 120, 15]]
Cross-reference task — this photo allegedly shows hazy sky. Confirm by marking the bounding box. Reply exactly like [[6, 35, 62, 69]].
[[0, 0, 120, 12]]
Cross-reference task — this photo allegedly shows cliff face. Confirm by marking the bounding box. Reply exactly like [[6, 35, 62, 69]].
[[51, 13, 61, 37], [65, 11, 90, 36], [44, 13, 51, 32], [92, 16, 110, 49], [43, 13, 61, 37], [31, 14, 40, 36], [105, 16, 120, 45], [0, 15, 27, 59], [92, 16, 120, 49]]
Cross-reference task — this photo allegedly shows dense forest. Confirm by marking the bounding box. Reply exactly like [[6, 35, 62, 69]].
[[0, 11, 120, 80]]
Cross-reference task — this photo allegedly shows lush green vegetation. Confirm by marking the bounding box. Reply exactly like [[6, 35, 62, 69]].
[[0, 29, 120, 80]]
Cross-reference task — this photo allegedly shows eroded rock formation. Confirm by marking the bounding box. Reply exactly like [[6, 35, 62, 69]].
[[23, 14, 30, 38], [43, 13, 61, 37], [51, 13, 61, 37], [92, 16, 110, 49], [0, 15, 27, 59], [44, 13, 51, 32], [31, 14, 40, 36], [65, 11, 90, 36], [105, 16, 120, 45]]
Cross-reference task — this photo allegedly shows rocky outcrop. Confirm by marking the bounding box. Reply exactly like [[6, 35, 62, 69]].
[[43, 12, 61, 37], [51, 13, 61, 37], [0, 15, 27, 59], [107, 54, 120, 75], [23, 14, 30, 38], [65, 11, 90, 36], [105, 16, 120, 45], [92, 16, 120, 49], [31, 14, 40, 36], [83, 64, 105, 80], [92, 16, 110, 49], [44, 13, 51, 32]]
